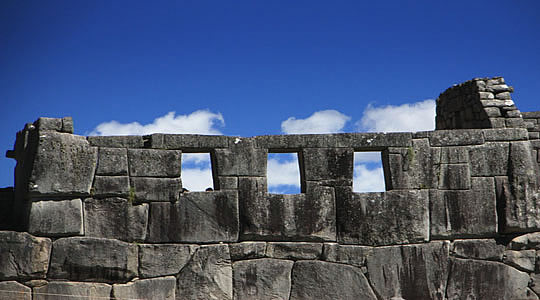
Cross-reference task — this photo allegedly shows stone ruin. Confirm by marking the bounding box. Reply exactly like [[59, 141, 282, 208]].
[[0, 76, 540, 299]]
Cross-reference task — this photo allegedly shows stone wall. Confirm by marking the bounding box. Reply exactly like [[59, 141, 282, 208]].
[[1, 77, 540, 299]]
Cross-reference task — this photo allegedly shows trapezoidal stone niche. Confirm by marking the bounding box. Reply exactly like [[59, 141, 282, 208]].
[[1, 76, 540, 300]]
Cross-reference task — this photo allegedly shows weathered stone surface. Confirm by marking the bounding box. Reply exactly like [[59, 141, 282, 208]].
[[446, 258, 533, 300], [138, 244, 196, 278], [218, 176, 238, 190], [113, 276, 175, 300], [429, 130, 484, 146], [35, 117, 62, 132], [531, 273, 540, 296], [438, 164, 470, 189], [240, 178, 336, 241], [147, 191, 238, 243], [266, 242, 322, 260], [509, 232, 540, 250], [483, 128, 529, 141], [366, 241, 450, 300], [302, 148, 353, 182], [91, 175, 129, 196], [95, 147, 128, 175], [28, 199, 84, 237], [153, 133, 229, 149], [452, 239, 505, 260], [440, 146, 469, 163], [176, 244, 232, 300], [233, 258, 293, 300], [128, 149, 182, 177], [48, 237, 138, 282], [430, 177, 497, 238], [214, 139, 266, 176], [503, 249, 535, 272], [468, 142, 509, 176], [130, 177, 181, 202], [0, 231, 51, 280], [229, 242, 266, 260], [29, 132, 97, 196], [87, 135, 144, 148], [337, 189, 429, 245], [84, 198, 148, 242], [0, 281, 30, 300], [322, 243, 372, 267], [33, 281, 111, 300], [290, 261, 376, 300]]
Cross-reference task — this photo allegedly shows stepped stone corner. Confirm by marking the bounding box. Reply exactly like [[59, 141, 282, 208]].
[[1, 76, 540, 299]]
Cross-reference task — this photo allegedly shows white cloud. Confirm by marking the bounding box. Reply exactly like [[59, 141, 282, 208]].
[[182, 153, 212, 165], [354, 152, 382, 164], [181, 167, 214, 191], [281, 110, 351, 134], [353, 164, 385, 193], [357, 99, 435, 133], [267, 155, 301, 193], [90, 110, 225, 136]]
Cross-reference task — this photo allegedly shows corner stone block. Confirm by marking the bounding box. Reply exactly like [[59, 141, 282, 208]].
[[48, 237, 138, 282], [0, 231, 51, 280], [430, 177, 497, 238], [302, 148, 353, 182], [33, 282, 111, 300], [446, 258, 534, 300], [28, 199, 84, 237], [365, 241, 450, 300], [29, 132, 97, 196], [84, 198, 148, 242], [130, 177, 181, 202], [214, 140, 266, 176], [176, 244, 232, 300], [0, 281, 31, 300], [337, 189, 429, 246], [289, 261, 377, 300], [139, 244, 196, 278], [95, 147, 128, 175], [128, 149, 182, 177], [147, 191, 238, 243], [232, 258, 294, 300], [113, 276, 176, 300]]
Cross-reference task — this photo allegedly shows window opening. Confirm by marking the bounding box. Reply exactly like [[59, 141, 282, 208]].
[[353, 151, 385, 192], [267, 152, 301, 194], [181, 153, 214, 192]]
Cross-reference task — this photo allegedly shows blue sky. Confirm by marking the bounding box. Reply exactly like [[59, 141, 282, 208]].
[[1, 1, 539, 191]]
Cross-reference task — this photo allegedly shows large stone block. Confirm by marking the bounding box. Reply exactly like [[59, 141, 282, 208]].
[[214, 140, 266, 176], [337, 189, 429, 245], [429, 130, 485, 146], [233, 258, 294, 300], [452, 239, 505, 261], [113, 276, 176, 300], [95, 147, 128, 175], [138, 244, 196, 278], [128, 149, 182, 177], [430, 177, 497, 238], [468, 142, 509, 176], [28, 199, 84, 237], [483, 128, 529, 141], [130, 177, 181, 202], [438, 163, 471, 189], [0, 281, 31, 300], [302, 148, 353, 182], [48, 237, 138, 282], [33, 282, 111, 300], [87, 135, 144, 148], [266, 242, 323, 260], [152, 133, 229, 149], [229, 242, 266, 260], [0, 231, 51, 280], [29, 132, 97, 196], [84, 198, 148, 242], [147, 191, 238, 243], [446, 258, 534, 300], [322, 243, 372, 267], [91, 175, 129, 197], [176, 244, 232, 300], [289, 261, 376, 300], [366, 241, 450, 300]]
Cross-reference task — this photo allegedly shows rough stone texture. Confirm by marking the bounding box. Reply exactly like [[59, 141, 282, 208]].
[[452, 239, 505, 260], [446, 258, 533, 300], [129, 177, 182, 202], [503, 249, 536, 272], [322, 243, 372, 267], [113, 276, 176, 300], [429, 130, 485, 146], [266, 242, 322, 260], [437, 163, 470, 189], [0, 281, 31, 300], [365, 241, 450, 300], [84, 198, 148, 242], [233, 258, 294, 300], [33, 281, 111, 300], [176, 244, 233, 300], [214, 139, 266, 176], [48, 237, 138, 282], [468, 142, 509, 176], [147, 191, 238, 243], [87, 135, 144, 148], [337, 189, 429, 245], [91, 175, 129, 197], [289, 261, 376, 300], [138, 244, 195, 278], [229, 242, 266, 260], [509, 232, 540, 250], [95, 147, 128, 175], [28, 199, 84, 237], [128, 149, 182, 177], [29, 132, 97, 196], [0, 231, 51, 280], [302, 148, 353, 182]]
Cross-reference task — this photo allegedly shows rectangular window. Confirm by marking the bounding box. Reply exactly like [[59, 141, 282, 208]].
[[353, 151, 385, 192], [267, 152, 302, 194], [181, 153, 214, 192]]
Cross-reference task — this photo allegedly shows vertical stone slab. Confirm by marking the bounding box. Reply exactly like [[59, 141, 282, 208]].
[[113, 276, 176, 300], [0, 231, 51, 280], [28, 199, 84, 237], [232, 258, 294, 300], [33, 282, 111, 300]]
